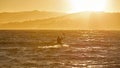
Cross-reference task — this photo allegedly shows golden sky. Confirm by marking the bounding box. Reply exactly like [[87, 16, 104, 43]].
[[0, 0, 120, 13]]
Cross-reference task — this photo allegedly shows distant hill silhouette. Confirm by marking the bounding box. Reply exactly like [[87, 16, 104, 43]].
[[0, 12, 120, 30], [0, 10, 66, 24]]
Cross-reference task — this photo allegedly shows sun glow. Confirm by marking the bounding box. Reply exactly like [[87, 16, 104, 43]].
[[69, 0, 107, 13]]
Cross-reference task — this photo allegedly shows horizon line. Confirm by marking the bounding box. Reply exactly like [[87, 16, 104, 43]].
[[0, 10, 120, 14], [0, 29, 119, 31]]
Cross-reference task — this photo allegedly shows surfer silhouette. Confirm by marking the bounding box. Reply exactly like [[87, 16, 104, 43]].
[[56, 33, 69, 48], [57, 36, 63, 45]]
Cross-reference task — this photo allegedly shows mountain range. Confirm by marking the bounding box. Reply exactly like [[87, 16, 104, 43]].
[[0, 10, 65, 24], [0, 11, 120, 30]]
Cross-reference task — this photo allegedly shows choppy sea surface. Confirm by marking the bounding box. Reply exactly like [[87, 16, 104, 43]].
[[0, 30, 120, 68]]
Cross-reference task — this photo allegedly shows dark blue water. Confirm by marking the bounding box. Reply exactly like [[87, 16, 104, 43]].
[[0, 30, 120, 68]]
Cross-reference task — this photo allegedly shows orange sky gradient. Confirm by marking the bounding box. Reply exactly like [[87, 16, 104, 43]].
[[0, 0, 120, 13]]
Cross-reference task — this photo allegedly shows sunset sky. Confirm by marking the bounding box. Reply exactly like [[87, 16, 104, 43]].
[[0, 0, 120, 13]]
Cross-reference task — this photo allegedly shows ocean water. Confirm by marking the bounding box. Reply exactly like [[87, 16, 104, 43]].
[[0, 30, 120, 68]]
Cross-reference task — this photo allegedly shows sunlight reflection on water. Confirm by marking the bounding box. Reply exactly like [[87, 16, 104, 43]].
[[0, 30, 120, 68]]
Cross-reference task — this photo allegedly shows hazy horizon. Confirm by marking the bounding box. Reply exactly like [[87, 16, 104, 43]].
[[0, 11, 120, 30], [1, 10, 120, 13]]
